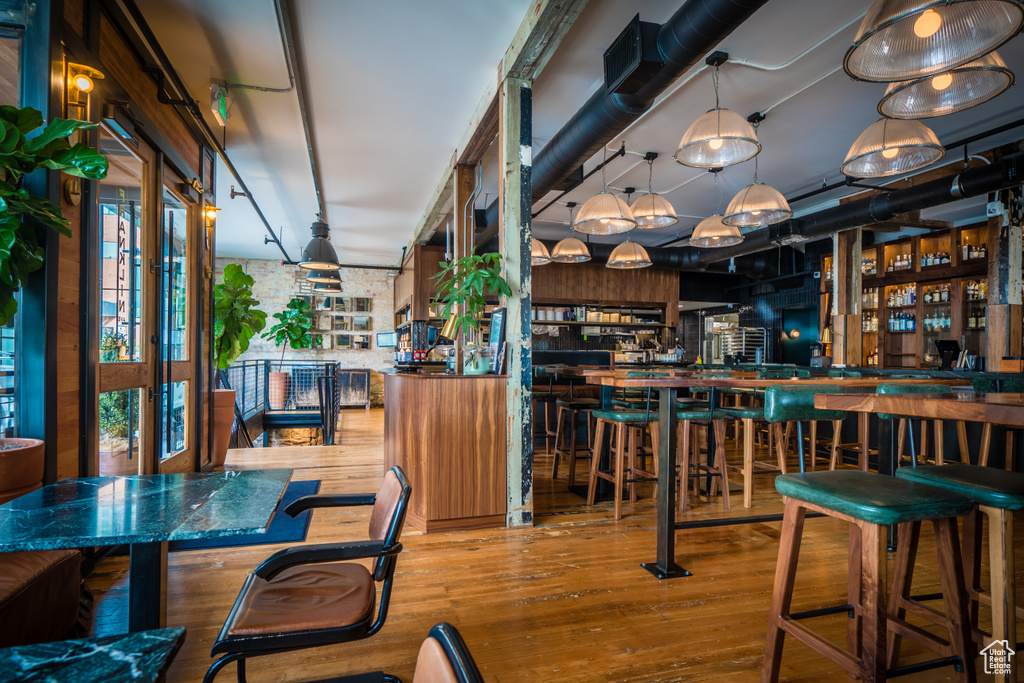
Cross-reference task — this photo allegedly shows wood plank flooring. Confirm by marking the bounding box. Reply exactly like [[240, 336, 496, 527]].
[[86, 410, 1022, 682]]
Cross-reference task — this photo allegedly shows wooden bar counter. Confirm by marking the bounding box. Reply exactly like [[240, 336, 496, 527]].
[[384, 373, 507, 533]]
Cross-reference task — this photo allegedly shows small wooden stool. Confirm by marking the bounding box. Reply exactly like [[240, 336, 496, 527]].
[[896, 464, 1024, 682], [763, 470, 975, 683], [552, 398, 598, 486], [586, 408, 658, 520]]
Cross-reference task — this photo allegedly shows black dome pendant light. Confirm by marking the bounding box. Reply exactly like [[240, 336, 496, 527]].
[[299, 215, 341, 270]]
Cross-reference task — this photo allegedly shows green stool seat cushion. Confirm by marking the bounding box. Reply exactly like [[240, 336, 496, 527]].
[[896, 465, 1024, 511], [762, 384, 847, 423], [676, 409, 712, 421], [876, 382, 952, 420], [556, 398, 600, 410], [592, 409, 656, 423], [715, 406, 764, 420], [775, 470, 973, 525]]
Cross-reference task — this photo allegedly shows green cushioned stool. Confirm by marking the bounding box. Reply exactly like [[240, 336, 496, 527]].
[[897, 465, 1024, 666], [552, 397, 598, 488], [763, 384, 848, 474], [586, 403, 660, 521], [970, 376, 1024, 471], [672, 407, 728, 513], [877, 382, 953, 466], [764, 470, 976, 683]]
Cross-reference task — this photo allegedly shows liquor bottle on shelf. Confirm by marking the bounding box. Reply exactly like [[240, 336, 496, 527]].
[[979, 307, 987, 329], [968, 308, 977, 329]]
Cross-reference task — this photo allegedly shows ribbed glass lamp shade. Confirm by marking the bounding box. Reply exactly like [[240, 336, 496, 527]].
[[550, 236, 591, 263], [606, 241, 652, 269], [845, 0, 1024, 82], [307, 269, 342, 284], [630, 192, 678, 229], [573, 191, 636, 235], [840, 118, 945, 177], [690, 214, 744, 248], [531, 238, 551, 266], [674, 108, 761, 169], [878, 51, 1014, 118], [312, 281, 343, 294], [298, 220, 341, 270], [723, 182, 793, 227]]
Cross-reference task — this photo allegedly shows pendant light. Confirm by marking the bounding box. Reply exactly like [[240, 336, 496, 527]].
[[878, 51, 1014, 118], [723, 117, 792, 228], [841, 118, 945, 177], [306, 269, 342, 284], [551, 203, 591, 263], [691, 172, 743, 248], [607, 238, 652, 269], [298, 217, 341, 270], [312, 280, 343, 294], [675, 61, 760, 169], [574, 146, 636, 235], [531, 238, 551, 266], [844, 0, 1024, 83], [630, 155, 678, 229]]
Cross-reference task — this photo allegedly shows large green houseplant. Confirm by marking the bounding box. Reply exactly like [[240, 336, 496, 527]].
[[432, 252, 511, 374], [261, 297, 322, 409], [210, 264, 266, 466], [0, 106, 106, 499]]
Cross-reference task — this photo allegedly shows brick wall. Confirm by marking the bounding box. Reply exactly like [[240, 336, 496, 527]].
[[214, 258, 396, 406]]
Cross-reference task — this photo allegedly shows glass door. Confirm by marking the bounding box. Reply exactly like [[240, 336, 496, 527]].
[[157, 182, 195, 473], [95, 128, 155, 476]]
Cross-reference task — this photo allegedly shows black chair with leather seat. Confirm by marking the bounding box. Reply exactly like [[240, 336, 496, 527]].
[[408, 622, 485, 683], [204, 466, 412, 683]]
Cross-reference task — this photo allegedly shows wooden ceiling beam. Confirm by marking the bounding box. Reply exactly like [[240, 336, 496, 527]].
[[409, 0, 588, 248]]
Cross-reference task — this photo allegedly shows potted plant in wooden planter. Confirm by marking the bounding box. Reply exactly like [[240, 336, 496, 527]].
[[432, 252, 511, 375], [261, 297, 321, 409], [0, 106, 106, 500], [211, 263, 266, 466]]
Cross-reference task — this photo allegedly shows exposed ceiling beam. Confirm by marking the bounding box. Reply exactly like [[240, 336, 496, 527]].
[[407, 0, 588, 250], [862, 210, 953, 232]]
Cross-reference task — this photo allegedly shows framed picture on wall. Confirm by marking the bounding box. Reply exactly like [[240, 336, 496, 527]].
[[353, 334, 371, 349], [353, 315, 371, 331], [334, 297, 352, 313], [334, 334, 352, 349], [334, 316, 351, 331], [354, 297, 372, 312]]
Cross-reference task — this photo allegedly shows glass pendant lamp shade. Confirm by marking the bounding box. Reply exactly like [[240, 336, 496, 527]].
[[841, 118, 945, 177], [630, 192, 678, 229], [723, 182, 793, 227], [531, 238, 551, 266], [298, 220, 341, 270], [674, 108, 761, 169], [307, 269, 341, 284], [551, 236, 591, 263], [606, 240, 652, 269], [845, 0, 1024, 82], [878, 51, 1014, 118], [573, 191, 636, 235], [312, 280, 343, 294], [690, 214, 744, 248]]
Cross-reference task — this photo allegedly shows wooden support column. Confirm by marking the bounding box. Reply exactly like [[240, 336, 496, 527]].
[[987, 187, 1023, 368], [498, 76, 533, 528], [832, 228, 863, 366]]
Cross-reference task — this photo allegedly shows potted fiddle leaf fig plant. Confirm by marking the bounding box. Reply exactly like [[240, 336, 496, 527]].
[[432, 252, 511, 375], [261, 297, 322, 409], [210, 263, 266, 466], [0, 105, 107, 501]]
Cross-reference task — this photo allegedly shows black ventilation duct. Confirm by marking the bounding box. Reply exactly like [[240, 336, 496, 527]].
[[476, 0, 770, 245], [604, 14, 663, 95]]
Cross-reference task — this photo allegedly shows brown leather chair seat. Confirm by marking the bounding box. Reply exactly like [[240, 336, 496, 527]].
[[226, 562, 373, 637], [0, 549, 82, 647]]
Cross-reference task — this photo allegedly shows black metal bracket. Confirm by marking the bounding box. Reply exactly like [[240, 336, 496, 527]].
[[397, 245, 407, 276], [142, 66, 194, 107], [643, 151, 658, 161], [705, 51, 728, 68], [229, 185, 248, 199], [747, 111, 766, 125]]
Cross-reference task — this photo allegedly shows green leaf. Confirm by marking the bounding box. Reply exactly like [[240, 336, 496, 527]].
[[0, 106, 43, 135], [24, 118, 97, 154], [47, 143, 109, 179]]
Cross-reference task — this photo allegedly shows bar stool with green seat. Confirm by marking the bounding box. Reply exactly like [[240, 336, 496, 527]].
[[876, 382, 953, 466], [968, 376, 1024, 470], [532, 366, 564, 456], [763, 470, 976, 683], [551, 368, 600, 486], [895, 464, 1024, 677], [676, 402, 729, 512]]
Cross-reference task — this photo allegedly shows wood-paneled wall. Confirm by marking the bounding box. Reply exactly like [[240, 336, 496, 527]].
[[533, 262, 680, 326], [55, 195, 81, 481], [394, 244, 445, 319]]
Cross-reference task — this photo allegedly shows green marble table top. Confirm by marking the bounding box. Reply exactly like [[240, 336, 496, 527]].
[[0, 469, 292, 551], [0, 627, 185, 682]]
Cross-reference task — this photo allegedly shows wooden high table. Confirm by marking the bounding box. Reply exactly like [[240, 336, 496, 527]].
[[589, 375, 969, 579]]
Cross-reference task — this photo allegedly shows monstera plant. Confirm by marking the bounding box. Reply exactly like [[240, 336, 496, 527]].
[[213, 263, 266, 370], [0, 106, 108, 324]]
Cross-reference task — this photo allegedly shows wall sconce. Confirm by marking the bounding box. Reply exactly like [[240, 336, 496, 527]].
[[786, 328, 801, 339], [67, 63, 104, 97], [204, 206, 221, 225]]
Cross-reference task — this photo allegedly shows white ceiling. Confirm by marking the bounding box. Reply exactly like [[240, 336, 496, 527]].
[[138, 0, 1024, 263]]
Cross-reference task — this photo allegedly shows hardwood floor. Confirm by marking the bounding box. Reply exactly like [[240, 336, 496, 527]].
[[87, 410, 1022, 682]]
